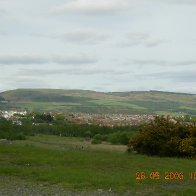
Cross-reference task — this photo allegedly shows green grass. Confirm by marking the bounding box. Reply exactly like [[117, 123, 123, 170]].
[[0, 135, 195, 195], [11, 102, 81, 112], [180, 106, 196, 111], [89, 99, 146, 110], [155, 111, 188, 116]]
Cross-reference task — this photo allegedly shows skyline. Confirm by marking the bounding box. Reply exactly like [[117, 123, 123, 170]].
[[0, 88, 196, 95], [0, 0, 196, 93]]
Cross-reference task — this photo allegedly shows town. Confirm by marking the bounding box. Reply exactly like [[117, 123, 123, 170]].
[[1, 110, 193, 127], [65, 113, 155, 126], [0, 110, 156, 126]]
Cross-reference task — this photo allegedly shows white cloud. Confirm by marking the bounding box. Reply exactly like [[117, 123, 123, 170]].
[[54, 0, 129, 15]]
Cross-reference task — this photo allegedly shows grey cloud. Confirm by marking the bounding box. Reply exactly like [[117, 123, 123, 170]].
[[133, 60, 167, 66], [18, 68, 129, 76], [1, 76, 48, 89], [141, 70, 196, 83], [163, 0, 196, 5], [119, 33, 165, 47], [0, 32, 7, 36], [66, 69, 128, 76], [0, 9, 5, 17], [32, 31, 109, 45], [175, 61, 196, 66], [144, 40, 165, 47], [132, 60, 196, 67], [53, 55, 97, 64], [127, 33, 150, 41], [60, 31, 109, 44], [0, 54, 98, 65], [0, 55, 48, 65], [54, 0, 129, 15]]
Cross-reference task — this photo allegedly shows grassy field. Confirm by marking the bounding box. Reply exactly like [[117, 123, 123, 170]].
[[0, 135, 195, 195], [89, 99, 146, 110]]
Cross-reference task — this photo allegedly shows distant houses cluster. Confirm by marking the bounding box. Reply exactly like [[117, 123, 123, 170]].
[[1, 110, 190, 127], [0, 110, 156, 127], [65, 113, 155, 126], [0, 110, 27, 125], [0, 110, 27, 119]]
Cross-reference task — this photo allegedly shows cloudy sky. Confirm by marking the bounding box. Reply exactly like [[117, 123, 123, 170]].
[[0, 0, 196, 93]]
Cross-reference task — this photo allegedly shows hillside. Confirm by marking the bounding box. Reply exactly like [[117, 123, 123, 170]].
[[0, 89, 196, 115]]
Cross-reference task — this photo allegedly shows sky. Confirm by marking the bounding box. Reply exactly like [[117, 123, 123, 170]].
[[0, 0, 196, 93]]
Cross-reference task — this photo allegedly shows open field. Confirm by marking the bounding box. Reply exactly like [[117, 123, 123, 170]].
[[89, 99, 146, 110], [0, 135, 195, 195]]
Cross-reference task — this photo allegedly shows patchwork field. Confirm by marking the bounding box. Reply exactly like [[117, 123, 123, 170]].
[[1, 89, 196, 115], [0, 135, 195, 195]]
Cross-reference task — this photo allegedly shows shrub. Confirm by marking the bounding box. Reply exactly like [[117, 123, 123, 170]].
[[93, 134, 108, 141], [84, 131, 92, 138], [179, 138, 196, 157], [128, 116, 196, 158], [91, 138, 102, 144], [108, 132, 129, 145]]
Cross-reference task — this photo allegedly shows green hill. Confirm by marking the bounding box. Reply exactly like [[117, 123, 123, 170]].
[[0, 89, 196, 115]]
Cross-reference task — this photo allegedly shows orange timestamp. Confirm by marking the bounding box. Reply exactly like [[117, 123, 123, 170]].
[[190, 172, 196, 180], [135, 171, 196, 181]]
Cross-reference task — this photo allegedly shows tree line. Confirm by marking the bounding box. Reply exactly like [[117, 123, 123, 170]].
[[0, 113, 140, 145]]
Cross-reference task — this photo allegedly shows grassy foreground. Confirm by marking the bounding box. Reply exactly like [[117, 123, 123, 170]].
[[0, 135, 195, 195]]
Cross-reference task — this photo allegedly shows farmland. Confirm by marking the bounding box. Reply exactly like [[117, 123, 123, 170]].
[[0, 89, 196, 115]]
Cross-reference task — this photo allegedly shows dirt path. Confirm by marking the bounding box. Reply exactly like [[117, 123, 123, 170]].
[[0, 176, 127, 196]]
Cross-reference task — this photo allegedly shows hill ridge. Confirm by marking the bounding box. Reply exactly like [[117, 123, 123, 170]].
[[1, 88, 195, 95], [0, 89, 196, 115]]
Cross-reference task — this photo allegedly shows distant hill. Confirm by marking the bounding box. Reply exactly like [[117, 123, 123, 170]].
[[0, 96, 5, 101], [0, 89, 196, 115]]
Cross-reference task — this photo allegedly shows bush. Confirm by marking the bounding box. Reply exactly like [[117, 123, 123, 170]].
[[91, 138, 102, 144], [84, 131, 92, 138], [93, 134, 108, 141], [108, 132, 129, 145], [128, 116, 196, 158], [15, 133, 26, 140], [0, 119, 26, 141], [179, 138, 196, 157]]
